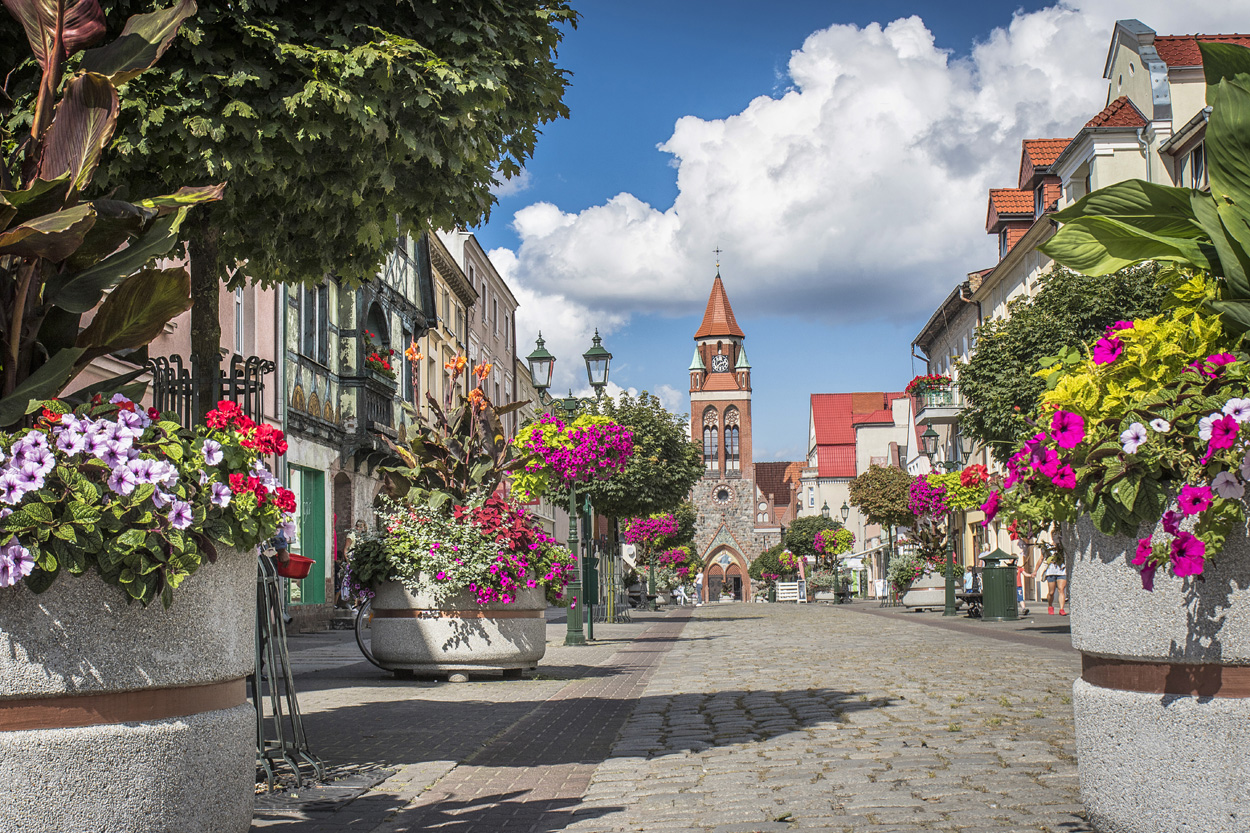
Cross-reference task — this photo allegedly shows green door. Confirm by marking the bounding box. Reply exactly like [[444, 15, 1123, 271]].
[[287, 466, 326, 605]]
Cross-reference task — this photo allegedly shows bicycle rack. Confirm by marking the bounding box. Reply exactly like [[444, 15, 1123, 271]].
[[252, 555, 325, 790]]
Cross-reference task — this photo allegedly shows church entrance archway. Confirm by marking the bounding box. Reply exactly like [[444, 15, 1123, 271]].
[[705, 547, 750, 602]]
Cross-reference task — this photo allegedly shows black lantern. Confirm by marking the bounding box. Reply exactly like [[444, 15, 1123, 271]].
[[919, 425, 939, 459], [526, 333, 555, 391], [821, 501, 830, 519], [582, 330, 612, 393], [840, 501, 850, 522]]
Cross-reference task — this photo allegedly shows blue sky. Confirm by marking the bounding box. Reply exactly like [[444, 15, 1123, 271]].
[[476, 1, 1250, 462]]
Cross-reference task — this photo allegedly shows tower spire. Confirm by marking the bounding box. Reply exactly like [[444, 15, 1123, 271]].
[[694, 273, 744, 339]]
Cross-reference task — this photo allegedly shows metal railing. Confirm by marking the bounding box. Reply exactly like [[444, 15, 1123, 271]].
[[147, 354, 275, 428]]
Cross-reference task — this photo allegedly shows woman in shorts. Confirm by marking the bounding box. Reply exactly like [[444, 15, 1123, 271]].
[[1043, 552, 1068, 615]]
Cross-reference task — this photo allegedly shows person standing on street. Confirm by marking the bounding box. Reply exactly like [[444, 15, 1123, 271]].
[[1043, 550, 1068, 615], [694, 569, 704, 606]]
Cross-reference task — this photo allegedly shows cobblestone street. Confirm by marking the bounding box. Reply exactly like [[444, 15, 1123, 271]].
[[255, 603, 1091, 832]]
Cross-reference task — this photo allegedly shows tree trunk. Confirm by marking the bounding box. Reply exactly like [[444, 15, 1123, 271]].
[[187, 213, 222, 421]]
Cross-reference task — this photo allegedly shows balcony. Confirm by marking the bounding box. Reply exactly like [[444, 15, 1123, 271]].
[[915, 384, 963, 425]]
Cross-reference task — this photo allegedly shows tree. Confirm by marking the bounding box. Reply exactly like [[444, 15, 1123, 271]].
[[957, 263, 1164, 463], [783, 515, 841, 559], [578, 391, 703, 520], [1, 1, 579, 415], [848, 465, 913, 531], [747, 543, 786, 582]]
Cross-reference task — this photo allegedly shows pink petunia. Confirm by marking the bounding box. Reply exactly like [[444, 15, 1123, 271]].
[[1178, 484, 1213, 516], [1050, 411, 1086, 449], [1140, 563, 1157, 592], [1170, 532, 1206, 577], [980, 490, 1000, 526], [1051, 464, 1076, 489], [1106, 320, 1135, 335], [1162, 510, 1182, 535], [1092, 337, 1123, 365], [1132, 538, 1152, 566], [1209, 415, 1241, 452]]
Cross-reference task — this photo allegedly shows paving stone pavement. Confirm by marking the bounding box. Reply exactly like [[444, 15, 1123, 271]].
[[254, 603, 1093, 832]]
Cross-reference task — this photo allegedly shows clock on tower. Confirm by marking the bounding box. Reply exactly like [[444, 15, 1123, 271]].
[[710, 354, 729, 373]]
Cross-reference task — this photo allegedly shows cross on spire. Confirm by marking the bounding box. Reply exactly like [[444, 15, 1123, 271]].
[[713, 246, 723, 270]]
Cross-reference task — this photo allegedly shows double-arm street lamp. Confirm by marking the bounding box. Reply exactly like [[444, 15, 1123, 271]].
[[526, 331, 612, 646], [919, 426, 976, 617], [820, 500, 853, 603]]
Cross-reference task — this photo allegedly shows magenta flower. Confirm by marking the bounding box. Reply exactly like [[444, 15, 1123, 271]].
[[1170, 532, 1206, 577], [1140, 563, 1156, 592], [1106, 320, 1134, 335], [1209, 415, 1240, 452], [1092, 337, 1123, 365], [1050, 464, 1076, 489], [1132, 538, 1152, 566], [1161, 510, 1181, 535], [1178, 484, 1212, 515], [1050, 411, 1086, 449]]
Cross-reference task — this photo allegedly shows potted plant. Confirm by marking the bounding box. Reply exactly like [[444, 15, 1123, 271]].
[[905, 373, 954, 407], [0, 398, 295, 833], [902, 471, 982, 608], [362, 329, 398, 384], [988, 42, 1250, 833], [352, 358, 579, 677]]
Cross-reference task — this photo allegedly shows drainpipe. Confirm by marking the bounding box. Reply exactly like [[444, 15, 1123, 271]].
[[910, 344, 929, 373], [1135, 126, 1152, 184], [277, 283, 288, 486], [957, 283, 982, 328]]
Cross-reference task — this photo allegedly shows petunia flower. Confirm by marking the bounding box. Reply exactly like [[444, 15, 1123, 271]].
[[1050, 411, 1086, 448], [1212, 471, 1245, 500], [201, 439, 223, 466], [1224, 398, 1250, 423], [1178, 484, 1213, 515], [107, 465, 138, 496], [1120, 422, 1148, 454], [1199, 412, 1225, 441], [1161, 510, 1182, 535], [210, 482, 233, 507], [1150, 418, 1171, 434], [1092, 337, 1123, 365], [168, 500, 193, 530], [1170, 532, 1206, 577], [1140, 563, 1157, 592], [1132, 538, 1152, 566], [1106, 320, 1134, 335], [1051, 464, 1077, 489]]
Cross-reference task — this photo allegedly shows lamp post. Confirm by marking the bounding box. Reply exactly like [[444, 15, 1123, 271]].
[[820, 501, 837, 603], [525, 330, 613, 646], [840, 500, 850, 602], [918, 425, 958, 615]]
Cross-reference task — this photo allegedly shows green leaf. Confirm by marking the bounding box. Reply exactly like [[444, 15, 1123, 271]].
[[0, 177, 72, 230], [134, 183, 226, 215], [1204, 73, 1250, 236], [117, 528, 146, 553], [1050, 178, 1204, 239], [75, 267, 191, 358], [78, 0, 197, 85], [37, 73, 119, 195], [0, 203, 96, 261], [3, 0, 107, 70], [47, 208, 187, 313], [66, 199, 152, 270], [62, 368, 148, 405], [1040, 215, 1211, 276], [0, 347, 87, 428]]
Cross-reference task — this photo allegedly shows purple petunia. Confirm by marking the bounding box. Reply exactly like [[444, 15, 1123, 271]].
[[107, 465, 138, 496], [1092, 336, 1123, 365], [0, 469, 25, 505], [1162, 510, 1182, 535], [168, 499, 193, 530], [0, 537, 34, 587], [1132, 538, 1152, 566], [1213, 471, 1245, 500], [1120, 422, 1148, 454], [1171, 532, 1206, 577], [55, 429, 85, 456], [201, 439, 223, 466], [210, 482, 232, 507]]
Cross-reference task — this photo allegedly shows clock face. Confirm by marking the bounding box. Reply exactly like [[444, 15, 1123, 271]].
[[713, 485, 733, 505], [711, 354, 730, 373]]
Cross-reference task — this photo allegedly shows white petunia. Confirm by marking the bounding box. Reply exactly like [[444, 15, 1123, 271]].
[[1120, 422, 1148, 454], [1200, 412, 1225, 441], [1224, 398, 1250, 423], [1150, 418, 1171, 434], [1213, 471, 1246, 500]]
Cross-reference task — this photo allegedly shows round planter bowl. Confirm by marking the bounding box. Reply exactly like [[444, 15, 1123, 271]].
[[1065, 515, 1250, 833], [0, 548, 255, 833], [369, 580, 547, 674]]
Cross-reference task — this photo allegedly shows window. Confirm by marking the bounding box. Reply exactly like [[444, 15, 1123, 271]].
[[808, 487, 815, 508], [480, 282, 487, 322], [1189, 144, 1208, 190], [724, 406, 740, 472], [1034, 186, 1044, 217], [441, 291, 450, 332], [504, 313, 510, 349], [300, 285, 329, 364], [492, 299, 498, 335], [702, 407, 718, 471], [998, 230, 1008, 259], [402, 327, 414, 402]]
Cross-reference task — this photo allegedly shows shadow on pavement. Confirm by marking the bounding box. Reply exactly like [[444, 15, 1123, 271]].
[[358, 790, 620, 833]]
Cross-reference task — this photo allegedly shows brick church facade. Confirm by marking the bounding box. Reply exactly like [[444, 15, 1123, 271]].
[[689, 275, 800, 602]]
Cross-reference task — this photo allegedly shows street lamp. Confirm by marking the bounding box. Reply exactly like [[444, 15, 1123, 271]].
[[821, 501, 830, 518], [919, 425, 939, 461], [525, 332, 612, 646], [918, 426, 959, 617], [840, 501, 850, 522]]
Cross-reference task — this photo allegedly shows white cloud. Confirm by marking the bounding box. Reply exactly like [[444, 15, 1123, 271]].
[[652, 384, 686, 415], [489, 167, 532, 198], [495, 2, 1250, 381]]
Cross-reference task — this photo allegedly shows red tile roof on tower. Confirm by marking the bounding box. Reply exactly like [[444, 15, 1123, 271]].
[[988, 189, 1033, 216], [1153, 34, 1250, 67], [694, 273, 745, 339], [1085, 96, 1148, 129], [810, 392, 906, 478]]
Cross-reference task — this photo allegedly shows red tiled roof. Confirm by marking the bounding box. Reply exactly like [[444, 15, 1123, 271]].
[[988, 189, 1033, 215], [756, 461, 801, 505], [1022, 138, 1071, 168], [694, 274, 745, 339], [1153, 34, 1250, 67], [1085, 95, 1147, 129], [810, 392, 906, 478], [701, 372, 743, 392]]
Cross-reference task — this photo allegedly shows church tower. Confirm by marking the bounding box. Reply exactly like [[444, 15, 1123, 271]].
[[689, 273, 758, 601]]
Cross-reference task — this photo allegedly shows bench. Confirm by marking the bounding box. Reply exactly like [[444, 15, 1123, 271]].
[[957, 591, 983, 619]]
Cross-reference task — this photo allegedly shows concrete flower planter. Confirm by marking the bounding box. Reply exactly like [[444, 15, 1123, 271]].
[[370, 580, 546, 675], [901, 572, 946, 609], [1065, 515, 1250, 833], [0, 549, 255, 833]]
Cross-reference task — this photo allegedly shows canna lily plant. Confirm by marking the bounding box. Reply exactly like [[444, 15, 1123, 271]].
[[0, 0, 222, 427]]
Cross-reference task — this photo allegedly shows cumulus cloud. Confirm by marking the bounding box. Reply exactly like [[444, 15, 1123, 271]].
[[496, 1, 1249, 387], [489, 167, 532, 198]]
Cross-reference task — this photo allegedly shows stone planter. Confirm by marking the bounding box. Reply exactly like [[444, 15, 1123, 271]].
[[370, 580, 546, 674], [0, 549, 255, 833], [1065, 515, 1250, 833], [901, 572, 946, 609]]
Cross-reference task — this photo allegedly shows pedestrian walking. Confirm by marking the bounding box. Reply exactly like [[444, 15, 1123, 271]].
[[1041, 548, 1068, 615], [694, 569, 704, 606]]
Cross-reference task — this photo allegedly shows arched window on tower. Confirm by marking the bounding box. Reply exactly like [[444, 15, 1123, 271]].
[[702, 406, 719, 472], [725, 407, 740, 473]]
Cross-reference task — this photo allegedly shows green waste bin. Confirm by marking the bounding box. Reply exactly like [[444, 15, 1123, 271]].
[[980, 549, 1018, 622]]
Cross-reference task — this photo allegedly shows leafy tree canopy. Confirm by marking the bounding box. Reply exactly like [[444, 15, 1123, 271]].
[[573, 391, 703, 520], [783, 514, 841, 558], [956, 263, 1164, 463], [848, 464, 913, 530], [748, 543, 787, 582]]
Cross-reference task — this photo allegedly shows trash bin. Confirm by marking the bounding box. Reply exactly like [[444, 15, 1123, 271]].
[[980, 549, 1019, 622]]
